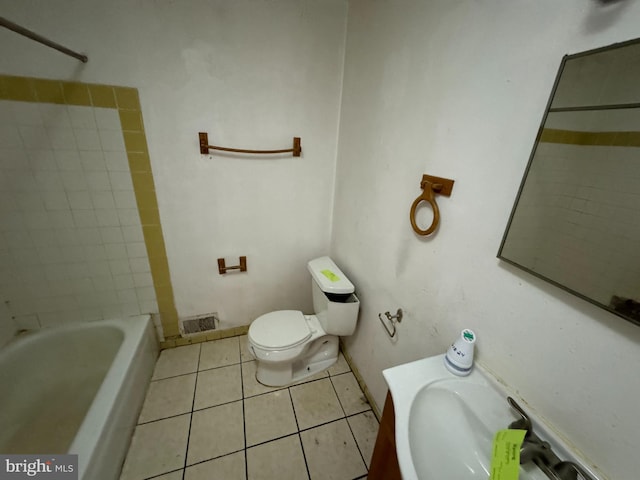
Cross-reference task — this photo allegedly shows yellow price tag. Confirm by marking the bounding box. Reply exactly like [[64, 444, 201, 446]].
[[489, 429, 527, 480]]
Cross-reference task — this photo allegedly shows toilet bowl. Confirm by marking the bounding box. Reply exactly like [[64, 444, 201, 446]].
[[248, 256, 360, 386]]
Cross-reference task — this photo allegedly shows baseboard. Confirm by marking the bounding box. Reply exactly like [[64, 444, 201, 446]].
[[159, 325, 249, 349], [339, 339, 381, 421]]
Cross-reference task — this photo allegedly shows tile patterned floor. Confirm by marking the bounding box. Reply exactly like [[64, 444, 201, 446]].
[[119, 335, 380, 480]]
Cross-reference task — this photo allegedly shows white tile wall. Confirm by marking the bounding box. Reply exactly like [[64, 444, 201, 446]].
[[0, 100, 158, 329]]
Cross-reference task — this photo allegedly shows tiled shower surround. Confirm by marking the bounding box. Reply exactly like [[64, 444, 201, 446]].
[[0, 99, 157, 328], [502, 108, 640, 305]]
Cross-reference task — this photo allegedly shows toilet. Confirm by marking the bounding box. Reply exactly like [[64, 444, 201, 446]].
[[247, 256, 360, 386]]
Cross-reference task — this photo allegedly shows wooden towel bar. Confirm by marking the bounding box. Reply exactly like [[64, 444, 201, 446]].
[[199, 132, 301, 157]]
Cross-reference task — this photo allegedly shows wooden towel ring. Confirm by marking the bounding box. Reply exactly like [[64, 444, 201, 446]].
[[409, 174, 454, 236]]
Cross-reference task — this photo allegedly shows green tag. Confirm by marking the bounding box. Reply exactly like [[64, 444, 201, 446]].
[[489, 429, 526, 480], [321, 269, 340, 282]]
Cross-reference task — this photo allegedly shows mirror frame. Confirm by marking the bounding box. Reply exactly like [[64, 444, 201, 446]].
[[497, 37, 640, 328]]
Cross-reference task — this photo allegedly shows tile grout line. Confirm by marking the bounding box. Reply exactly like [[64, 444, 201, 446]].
[[284, 382, 313, 480], [344, 413, 371, 471], [174, 448, 245, 473], [239, 337, 249, 480], [244, 430, 298, 450], [291, 368, 369, 479], [297, 431, 313, 480], [151, 359, 244, 383], [328, 370, 370, 473], [297, 411, 373, 432], [144, 468, 182, 480], [136, 407, 193, 427], [286, 384, 301, 433], [144, 468, 183, 480], [177, 342, 246, 474], [328, 371, 350, 419], [181, 343, 202, 480], [243, 415, 374, 450]]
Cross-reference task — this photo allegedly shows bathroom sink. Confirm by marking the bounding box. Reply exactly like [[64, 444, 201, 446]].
[[383, 355, 601, 480]]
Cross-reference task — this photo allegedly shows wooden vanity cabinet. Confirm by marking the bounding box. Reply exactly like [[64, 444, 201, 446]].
[[368, 391, 402, 480]]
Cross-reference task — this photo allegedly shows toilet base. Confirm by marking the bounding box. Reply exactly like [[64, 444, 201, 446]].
[[255, 336, 339, 387]]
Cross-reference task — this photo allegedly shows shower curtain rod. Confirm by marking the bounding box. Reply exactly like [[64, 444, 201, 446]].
[[0, 16, 88, 63]]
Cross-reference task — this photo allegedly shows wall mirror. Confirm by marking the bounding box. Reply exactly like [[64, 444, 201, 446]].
[[498, 38, 640, 327]]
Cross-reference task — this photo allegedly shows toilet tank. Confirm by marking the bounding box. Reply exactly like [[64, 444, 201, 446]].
[[307, 257, 360, 336]]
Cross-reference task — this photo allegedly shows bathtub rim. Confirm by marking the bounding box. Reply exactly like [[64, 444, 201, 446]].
[[70, 315, 156, 479], [0, 315, 158, 479]]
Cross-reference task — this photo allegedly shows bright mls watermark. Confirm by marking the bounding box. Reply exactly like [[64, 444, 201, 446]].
[[0, 455, 77, 480]]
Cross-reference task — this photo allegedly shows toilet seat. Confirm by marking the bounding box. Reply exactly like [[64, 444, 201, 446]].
[[249, 310, 311, 350]]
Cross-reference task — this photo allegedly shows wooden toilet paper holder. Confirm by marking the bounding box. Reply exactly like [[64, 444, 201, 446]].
[[217, 256, 247, 275]]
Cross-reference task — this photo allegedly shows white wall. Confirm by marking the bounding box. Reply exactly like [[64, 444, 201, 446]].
[[0, 0, 348, 329], [332, 1, 640, 479]]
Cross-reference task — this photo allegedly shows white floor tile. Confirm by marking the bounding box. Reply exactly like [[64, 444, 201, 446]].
[[152, 344, 201, 380], [187, 401, 244, 465], [330, 372, 370, 416], [119, 414, 190, 480], [184, 451, 246, 480], [194, 364, 242, 410], [246, 435, 309, 480], [290, 378, 343, 430], [300, 419, 367, 480], [244, 390, 298, 446], [347, 411, 379, 468], [199, 336, 240, 370], [138, 373, 196, 423]]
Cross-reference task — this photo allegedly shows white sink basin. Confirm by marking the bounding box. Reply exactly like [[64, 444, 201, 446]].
[[383, 355, 602, 480]]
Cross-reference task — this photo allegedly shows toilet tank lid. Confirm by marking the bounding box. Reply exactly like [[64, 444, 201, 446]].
[[307, 256, 355, 295]]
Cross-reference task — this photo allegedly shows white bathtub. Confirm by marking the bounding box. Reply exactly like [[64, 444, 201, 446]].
[[0, 315, 158, 480]]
